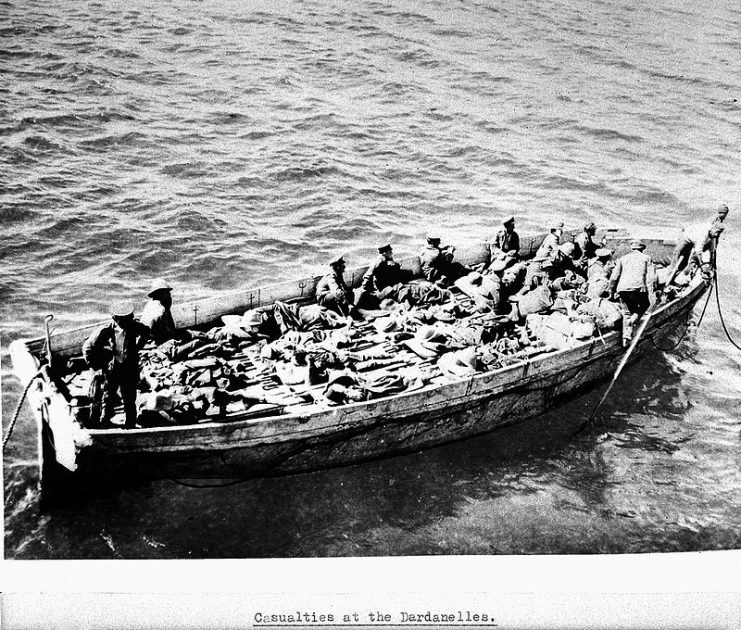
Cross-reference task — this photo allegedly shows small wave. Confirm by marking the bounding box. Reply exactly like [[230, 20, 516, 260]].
[[377, 81, 430, 99], [446, 145, 483, 158], [542, 174, 604, 193], [77, 131, 147, 150], [470, 71, 511, 84], [239, 130, 275, 141], [209, 111, 249, 125], [21, 135, 68, 153], [37, 216, 90, 239], [160, 162, 212, 178], [290, 112, 339, 131], [102, 47, 141, 60], [395, 48, 443, 68], [272, 165, 340, 181], [371, 9, 436, 25], [630, 187, 681, 206], [476, 121, 510, 135], [235, 176, 268, 189], [17, 113, 90, 131], [0, 48, 52, 60], [433, 28, 471, 38], [574, 125, 643, 143]]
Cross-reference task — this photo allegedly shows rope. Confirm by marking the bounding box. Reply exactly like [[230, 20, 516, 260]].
[[714, 269, 741, 351], [3, 371, 43, 451], [650, 281, 713, 351]]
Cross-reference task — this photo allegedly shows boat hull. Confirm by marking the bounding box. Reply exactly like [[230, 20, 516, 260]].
[[67, 280, 701, 483], [7, 228, 702, 497]]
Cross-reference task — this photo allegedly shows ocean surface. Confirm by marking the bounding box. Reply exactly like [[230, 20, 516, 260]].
[[3, 0, 741, 559]]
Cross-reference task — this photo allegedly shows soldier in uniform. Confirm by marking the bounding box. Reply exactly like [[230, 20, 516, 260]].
[[420, 235, 467, 285], [83, 302, 150, 428], [140, 278, 176, 345], [588, 248, 614, 282], [356, 244, 406, 308], [574, 222, 605, 260], [316, 255, 355, 316], [609, 240, 657, 346], [488, 216, 520, 263], [535, 221, 564, 261]]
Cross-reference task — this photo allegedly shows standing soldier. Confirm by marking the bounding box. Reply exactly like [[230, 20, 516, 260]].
[[316, 255, 355, 316], [83, 302, 150, 428], [609, 240, 657, 346]]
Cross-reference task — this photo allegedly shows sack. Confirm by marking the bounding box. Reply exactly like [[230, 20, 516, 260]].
[[437, 347, 478, 379], [586, 277, 610, 299], [570, 316, 596, 339], [364, 372, 407, 397], [526, 312, 574, 349], [517, 286, 554, 317], [577, 298, 622, 330]]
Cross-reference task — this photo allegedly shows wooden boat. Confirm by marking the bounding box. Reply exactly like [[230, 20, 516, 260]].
[[9, 226, 709, 497]]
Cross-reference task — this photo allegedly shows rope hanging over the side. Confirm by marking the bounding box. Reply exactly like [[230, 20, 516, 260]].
[[651, 280, 714, 351], [2, 371, 43, 451], [714, 268, 741, 352]]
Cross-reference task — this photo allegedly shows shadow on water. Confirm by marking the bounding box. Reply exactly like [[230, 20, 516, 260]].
[[5, 347, 700, 559]]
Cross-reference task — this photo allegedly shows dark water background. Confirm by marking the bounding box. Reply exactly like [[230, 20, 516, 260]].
[[3, 0, 741, 558]]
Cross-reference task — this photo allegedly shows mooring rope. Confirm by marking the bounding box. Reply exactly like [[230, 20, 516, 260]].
[[714, 266, 741, 352], [2, 371, 43, 451], [650, 280, 713, 351]]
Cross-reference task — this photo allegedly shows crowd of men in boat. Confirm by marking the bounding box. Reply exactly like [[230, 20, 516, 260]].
[[80, 205, 729, 429]]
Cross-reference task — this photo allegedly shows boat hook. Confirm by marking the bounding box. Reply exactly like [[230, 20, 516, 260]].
[[3, 314, 53, 450]]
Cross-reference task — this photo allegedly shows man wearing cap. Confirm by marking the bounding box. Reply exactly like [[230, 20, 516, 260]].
[[83, 302, 150, 428], [357, 244, 406, 308], [574, 222, 605, 260], [140, 278, 177, 345], [609, 240, 657, 345], [316, 256, 355, 316], [420, 235, 466, 285], [588, 248, 615, 282], [420, 235, 448, 284], [553, 242, 580, 278], [489, 216, 520, 262], [536, 222, 564, 261]]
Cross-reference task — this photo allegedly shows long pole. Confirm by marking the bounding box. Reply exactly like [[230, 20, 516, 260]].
[[43, 314, 54, 369], [584, 256, 685, 427]]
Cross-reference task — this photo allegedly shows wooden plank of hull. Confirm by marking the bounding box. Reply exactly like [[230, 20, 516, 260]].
[[68, 278, 704, 482]]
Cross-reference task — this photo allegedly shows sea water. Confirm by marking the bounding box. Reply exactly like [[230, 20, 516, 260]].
[[3, 0, 741, 558]]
